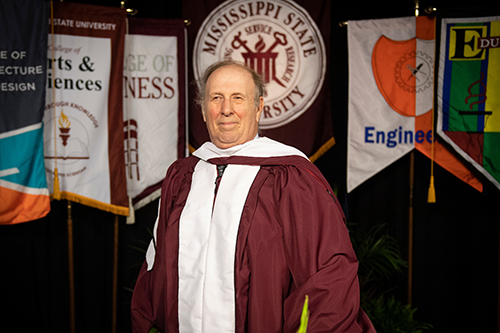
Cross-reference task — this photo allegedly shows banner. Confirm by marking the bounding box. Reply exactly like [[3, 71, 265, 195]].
[[183, 0, 333, 161], [0, 0, 51, 224], [437, 16, 500, 190], [347, 16, 482, 193], [124, 18, 187, 210], [43, 2, 128, 215]]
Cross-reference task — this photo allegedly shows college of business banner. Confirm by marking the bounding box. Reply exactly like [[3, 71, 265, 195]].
[[43, 2, 128, 215], [0, 0, 50, 224], [183, 0, 333, 161], [124, 18, 186, 210], [437, 16, 500, 190], [347, 16, 482, 193]]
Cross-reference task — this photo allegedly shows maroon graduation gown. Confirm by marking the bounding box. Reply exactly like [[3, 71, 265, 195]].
[[131, 154, 376, 333]]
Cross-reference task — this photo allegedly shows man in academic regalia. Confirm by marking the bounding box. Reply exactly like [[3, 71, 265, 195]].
[[131, 60, 376, 333]]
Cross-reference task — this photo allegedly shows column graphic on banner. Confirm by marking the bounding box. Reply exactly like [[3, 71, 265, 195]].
[[348, 16, 482, 193]]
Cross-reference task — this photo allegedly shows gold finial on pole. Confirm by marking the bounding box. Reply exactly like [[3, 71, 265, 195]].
[[425, 6, 437, 14], [120, 0, 138, 15]]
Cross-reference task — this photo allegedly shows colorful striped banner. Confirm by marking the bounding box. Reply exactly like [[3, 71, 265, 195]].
[[437, 16, 500, 190]]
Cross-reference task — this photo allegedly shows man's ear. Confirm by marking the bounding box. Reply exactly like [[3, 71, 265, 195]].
[[255, 96, 264, 121], [201, 107, 207, 122]]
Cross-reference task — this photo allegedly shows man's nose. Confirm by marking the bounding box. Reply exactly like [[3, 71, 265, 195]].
[[221, 99, 233, 115]]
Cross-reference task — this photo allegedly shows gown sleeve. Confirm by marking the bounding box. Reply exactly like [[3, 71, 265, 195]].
[[276, 162, 375, 333], [130, 158, 195, 333]]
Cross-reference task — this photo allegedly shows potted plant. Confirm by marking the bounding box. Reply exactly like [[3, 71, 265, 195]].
[[349, 223, 432, 333]]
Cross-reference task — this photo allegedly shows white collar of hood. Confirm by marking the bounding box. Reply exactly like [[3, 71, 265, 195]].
[[192, 136, 308, 161]]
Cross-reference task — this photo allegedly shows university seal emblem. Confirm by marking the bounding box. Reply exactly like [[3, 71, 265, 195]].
[[193, 0, 326, 129]]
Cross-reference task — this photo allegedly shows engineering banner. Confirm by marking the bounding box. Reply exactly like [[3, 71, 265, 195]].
[[347, 16, 482, 193]]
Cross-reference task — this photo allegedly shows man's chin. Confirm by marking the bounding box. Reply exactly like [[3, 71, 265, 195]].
[[213, 141, 239, 149], [213, 135, 245, 149]]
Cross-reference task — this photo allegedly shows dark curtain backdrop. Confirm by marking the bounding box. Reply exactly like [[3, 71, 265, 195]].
[[1, 0, 499, 332]]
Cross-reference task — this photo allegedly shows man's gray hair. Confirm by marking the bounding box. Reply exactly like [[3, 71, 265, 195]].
[[195, 60, 266, 111]]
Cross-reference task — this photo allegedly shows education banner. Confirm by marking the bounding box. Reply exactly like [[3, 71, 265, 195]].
[[0, 0, 51, 224], [347, 16, 482, 193], [437, 16, 500, 190], [124, 18, 187, 210], [183, 0, 333, 161], [43, 2, 128, 215]]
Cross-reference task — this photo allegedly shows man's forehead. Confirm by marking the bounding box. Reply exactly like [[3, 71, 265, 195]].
[[208, 65, 252, 81], [206, 66, 254, 92]]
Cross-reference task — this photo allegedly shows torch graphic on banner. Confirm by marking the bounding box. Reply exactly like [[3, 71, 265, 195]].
[[59, 111, 71, 146]]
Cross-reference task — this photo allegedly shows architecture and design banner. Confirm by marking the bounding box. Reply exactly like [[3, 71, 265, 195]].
[[437, 16, 500, 190], [0, 0, 51, 224], [124, 18, 187, 210], [347, 16, 482, 193], [43, 2, 128, 215], [183, 0, 333, 161]]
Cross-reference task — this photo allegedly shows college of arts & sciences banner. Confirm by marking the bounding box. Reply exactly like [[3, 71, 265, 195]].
[[43, 2, 128, 215], [183, 0, 333, 161], [347, 16, 482, 194], [437, 16, 500, 191], [0, 0, 51, 224], [124, 18, 187, 211]]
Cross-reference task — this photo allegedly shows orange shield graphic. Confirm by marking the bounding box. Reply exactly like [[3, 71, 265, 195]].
[[372, 36, 434, 117]]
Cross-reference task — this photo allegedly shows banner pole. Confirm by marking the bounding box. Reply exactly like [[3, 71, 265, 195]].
[[408, 151, 415, 307], [407, 0, 419, 308], [67, 200, 76, 333], [112, 215, 119, 333]]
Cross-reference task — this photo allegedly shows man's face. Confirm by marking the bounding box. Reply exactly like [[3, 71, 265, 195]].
[[203, 65, 264, 149]]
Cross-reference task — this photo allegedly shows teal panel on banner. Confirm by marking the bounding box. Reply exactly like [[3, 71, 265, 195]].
[[0, 0, 51, 224]]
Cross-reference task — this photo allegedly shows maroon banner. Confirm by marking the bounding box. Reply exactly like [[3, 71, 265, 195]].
[[124, 18, 187, 210], [183, 0, 333, 161]]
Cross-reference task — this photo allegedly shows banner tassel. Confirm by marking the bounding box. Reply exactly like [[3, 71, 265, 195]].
[[53, 168, 62, 200], [427, 175, 436, 203], [126, 196, 135, 224]]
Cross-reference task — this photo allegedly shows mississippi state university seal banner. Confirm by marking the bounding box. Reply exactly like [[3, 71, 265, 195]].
[[437, 16, 500, 190], [0, 0, 51, 224], [183, 0, 333, 160], [43, 2, 128, 215], [347, 16, 482, 193], [124, 18, 187, 210]]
